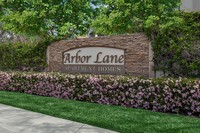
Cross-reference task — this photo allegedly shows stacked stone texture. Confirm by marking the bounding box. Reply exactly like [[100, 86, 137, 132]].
[[47, 33, 153, 77]]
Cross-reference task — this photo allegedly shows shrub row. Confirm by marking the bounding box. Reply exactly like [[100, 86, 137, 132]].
[[146, 12, 200, 77], [0, 41, 50, 71], [0, 71, 199, 117]]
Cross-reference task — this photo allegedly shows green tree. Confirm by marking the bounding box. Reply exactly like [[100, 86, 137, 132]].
[[92, 0, 180, 35], [0, 0, 98, 39]]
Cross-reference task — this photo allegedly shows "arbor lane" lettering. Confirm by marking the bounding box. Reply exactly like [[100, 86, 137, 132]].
[[64, 50, 124, 64]]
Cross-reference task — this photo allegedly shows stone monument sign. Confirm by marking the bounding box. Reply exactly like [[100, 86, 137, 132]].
[[47, 33, 154, 77]]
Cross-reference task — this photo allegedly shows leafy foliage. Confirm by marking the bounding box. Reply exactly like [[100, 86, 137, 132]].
[[0, 0, 98, 39], [0, 41, 50, 71], [92, 0, 180, 34], [145, 12, 200, 77], [0, 0, 199, 78]]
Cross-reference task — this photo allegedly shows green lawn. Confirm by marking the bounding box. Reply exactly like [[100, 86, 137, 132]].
[[0, 91, 199, 133]]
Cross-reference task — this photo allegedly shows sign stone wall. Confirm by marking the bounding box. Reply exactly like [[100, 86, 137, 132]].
[[47, 33, 154, 77]]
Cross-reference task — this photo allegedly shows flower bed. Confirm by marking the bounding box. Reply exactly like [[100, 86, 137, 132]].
[[0, 71, 199, 117]]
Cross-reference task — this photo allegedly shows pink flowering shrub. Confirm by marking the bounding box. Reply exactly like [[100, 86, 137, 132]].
[[0, 71, 199, 117], [0, 72, 11, 90]]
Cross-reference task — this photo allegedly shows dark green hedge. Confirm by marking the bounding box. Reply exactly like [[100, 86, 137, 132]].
[[146, 12, 200, 77], [0, 41, 50, 71]]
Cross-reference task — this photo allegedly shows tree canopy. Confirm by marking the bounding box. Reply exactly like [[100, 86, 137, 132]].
[[0, 0, 99, 39], [92, 0, 180, 35], [0, 0, 181, 38]]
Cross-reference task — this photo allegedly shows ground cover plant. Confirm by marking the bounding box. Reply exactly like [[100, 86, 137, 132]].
[[0, 91, 200, 133], [0, 71, 199, 117]]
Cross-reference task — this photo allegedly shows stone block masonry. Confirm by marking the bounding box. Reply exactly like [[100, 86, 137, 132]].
[[47, 33, 154, 77]]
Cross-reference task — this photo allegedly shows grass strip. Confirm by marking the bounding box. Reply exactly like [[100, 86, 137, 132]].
[[0, 91, 200, 133]]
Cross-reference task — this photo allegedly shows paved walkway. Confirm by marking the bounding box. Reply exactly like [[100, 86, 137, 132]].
[[0, 104, 118, 133]]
